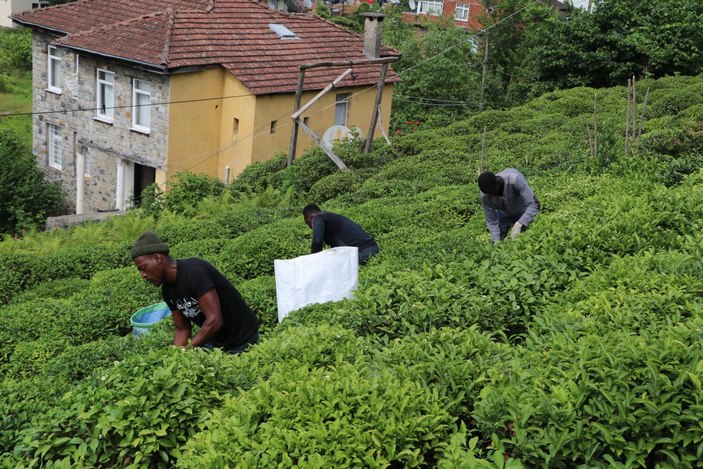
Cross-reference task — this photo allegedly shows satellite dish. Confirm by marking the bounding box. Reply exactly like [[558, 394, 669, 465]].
[[321, 125, 364, 150], [304, 0, 312, 7], [408, 0, 415, 9]]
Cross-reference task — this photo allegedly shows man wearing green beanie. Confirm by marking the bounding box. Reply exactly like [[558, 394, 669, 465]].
[[131, 231, 259, 353]]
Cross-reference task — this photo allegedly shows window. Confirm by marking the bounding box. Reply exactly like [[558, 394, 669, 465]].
[[335, 93, 349, 126], [96, 69, 115, 122], [47, 45, 62, 93], [232, 117, 239, 139], [417, 0, 443, 15], [47, 124, 63, 170], [270, 120, 277, 134], [455, 3, 469, 21], [303, 116, 310, 127], [132, 79, 152, 132]]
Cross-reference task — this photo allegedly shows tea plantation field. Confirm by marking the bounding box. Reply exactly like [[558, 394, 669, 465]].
[[2, 75, 703, 467]]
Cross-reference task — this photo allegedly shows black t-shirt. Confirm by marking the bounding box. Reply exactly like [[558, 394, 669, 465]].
[[311, 211, 376, 253], [161, 258, 259, 349]]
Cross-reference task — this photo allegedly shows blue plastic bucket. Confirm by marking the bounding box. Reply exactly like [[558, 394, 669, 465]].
[[130, 302, 171, 335]]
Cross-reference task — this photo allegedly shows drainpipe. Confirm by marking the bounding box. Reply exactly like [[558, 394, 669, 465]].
[[116, 159, 125, 210], [75, 149, 85, 214]]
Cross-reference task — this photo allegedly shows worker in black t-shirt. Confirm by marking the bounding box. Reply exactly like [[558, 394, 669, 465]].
[[131, 231, 259, 353], [303, 203, 379, 265]]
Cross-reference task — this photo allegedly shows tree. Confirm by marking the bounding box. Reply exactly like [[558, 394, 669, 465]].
[[383, 13, 483, 131], [0, 129, 63, 236], [521, 0, 703, 91]]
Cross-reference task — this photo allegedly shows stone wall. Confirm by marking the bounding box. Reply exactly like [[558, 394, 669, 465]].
[[32, 32, 170, 213]]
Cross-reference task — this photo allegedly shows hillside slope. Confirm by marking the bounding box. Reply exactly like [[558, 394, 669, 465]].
[[2, 75, 703, 467]]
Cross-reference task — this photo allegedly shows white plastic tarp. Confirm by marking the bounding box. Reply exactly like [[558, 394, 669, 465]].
[[274, 246, 359, 322]]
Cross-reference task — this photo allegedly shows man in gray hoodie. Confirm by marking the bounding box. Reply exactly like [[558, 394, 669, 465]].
[[478, 168, 540, 243]]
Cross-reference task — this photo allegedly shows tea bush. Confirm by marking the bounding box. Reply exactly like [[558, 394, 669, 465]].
[[155, 217, 230, 246], [208, 205, 278, 238], [178, 364, 455, 468], [237, 275, 278, 334], [214, 218, 309, 280], [8, 277, 89, 305], [0, 243, 132, 304], [14, 347, 257, 468], [307, 167, 375, 204], [242, 323, 369, 376], [0, 298, 85, 367], [168, 238, 230, 259], [229, 153, 288, 195], [472, 321, 703, 467], [371, 327, 514, 417]]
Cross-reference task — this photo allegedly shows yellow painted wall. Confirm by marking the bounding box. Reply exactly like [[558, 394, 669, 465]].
[[218, 73, 257, 180], [251, 83, 395, 167], [169, 68, 396, 183], [167, 69, 226, 183]]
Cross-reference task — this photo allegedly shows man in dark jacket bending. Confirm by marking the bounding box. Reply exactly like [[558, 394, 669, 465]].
[[303, 203, 379, 265]]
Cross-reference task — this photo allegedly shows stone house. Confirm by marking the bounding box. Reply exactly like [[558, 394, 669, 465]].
[[12, 0, 399, 214]]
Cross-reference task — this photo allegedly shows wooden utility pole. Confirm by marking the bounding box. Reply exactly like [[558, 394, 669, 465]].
[[363, 62, 389, 153], [480, 32, 490, 112], [287, 68, 306, 166]]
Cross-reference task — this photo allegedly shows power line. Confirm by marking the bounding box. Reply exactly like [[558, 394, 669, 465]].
[[0, 92, 254, 118]]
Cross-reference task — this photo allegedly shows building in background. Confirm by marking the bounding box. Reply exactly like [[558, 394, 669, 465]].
[[12, 0, 399, 214], [0, 0, 47, 28]]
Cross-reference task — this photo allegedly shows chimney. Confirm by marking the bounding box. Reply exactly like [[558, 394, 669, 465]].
[[361, 13, 386, 60]]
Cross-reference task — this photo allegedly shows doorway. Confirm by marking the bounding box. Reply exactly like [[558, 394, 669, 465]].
[[133, 164, 155, 206]]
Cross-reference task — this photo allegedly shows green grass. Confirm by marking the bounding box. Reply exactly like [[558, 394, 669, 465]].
[[0, 72, 32, 146]]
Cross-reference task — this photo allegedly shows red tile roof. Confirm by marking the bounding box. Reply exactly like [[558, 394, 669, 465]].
[[13, 0, 400, 95]]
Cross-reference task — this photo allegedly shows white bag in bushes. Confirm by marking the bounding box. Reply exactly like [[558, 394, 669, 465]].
[[274, 246, 359, 322]]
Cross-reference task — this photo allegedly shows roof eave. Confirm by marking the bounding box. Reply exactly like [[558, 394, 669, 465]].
[[57, 44, 170, 74], [10, 17, 68, 36]]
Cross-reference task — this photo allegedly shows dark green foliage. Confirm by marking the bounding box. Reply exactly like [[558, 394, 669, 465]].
[[14, 347, 258, 467], [72, 266, 162, 330], [178, 363, 455, 467], [307, 168, 375, 204], [237, 275, 278, 334], [229, 154, 288, 195], [163, 171, 225, 214], [0, 28, 32, 73], [155, 218, 230, 246], [372, 327, 514, 416], [0, 242, 132, 304], [8, 277, 90, 305], [208, 205, 278, 238], [472, 321, 703, 467], [0, 128, 62, 236], [168, 237, 230, 259], [214, 218, 309, 280]]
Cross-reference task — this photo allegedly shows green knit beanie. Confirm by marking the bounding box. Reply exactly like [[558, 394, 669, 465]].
[[131, 231, 169, 259]]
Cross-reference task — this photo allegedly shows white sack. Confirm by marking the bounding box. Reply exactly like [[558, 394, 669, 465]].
[[274, 246, 359, 322]]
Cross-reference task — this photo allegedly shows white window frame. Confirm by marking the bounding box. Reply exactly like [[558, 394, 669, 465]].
[[47, 45, 62, 93], [47, 123, 63, 170], [417, 0, 443, 15], [455, 3, 469, 21], [96, 68, 115, 123], [131, 78, 152, 133], [334, 93, 350, 126]]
